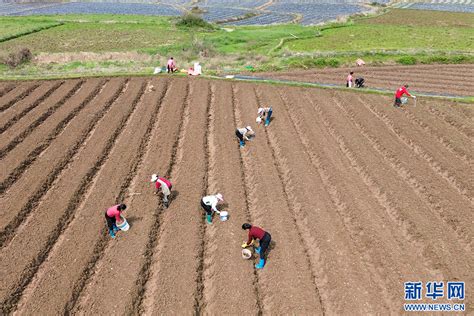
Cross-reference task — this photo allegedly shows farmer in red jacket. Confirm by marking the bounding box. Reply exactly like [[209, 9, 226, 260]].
[[241, 223, 272, 269], [105, 204, 127, 238], [394, 84, 416, 107], [151, 174, 172, 208]]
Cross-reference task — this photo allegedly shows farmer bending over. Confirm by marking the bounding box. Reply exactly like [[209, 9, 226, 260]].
[[257, 107, 273, 126], [235, 126, 254, 147], [201, 193, 223, 224], [242, 223, 272, 269], [394, 84, 416, 107], [105, 204, 127, 238], [151, 173, 172, 208]]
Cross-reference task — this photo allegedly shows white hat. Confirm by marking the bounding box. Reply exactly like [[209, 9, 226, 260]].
[[257, 108, 263, 114], [151, 174, 158, 182], [246, 126, 252, 132], [216, 193, 223, 201]]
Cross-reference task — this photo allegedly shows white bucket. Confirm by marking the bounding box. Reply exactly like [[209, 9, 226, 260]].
[[117, 217, 130, 231], [219, 211, 229, 222], [401, 97, 408, 104], [242, 248, 252, 260]]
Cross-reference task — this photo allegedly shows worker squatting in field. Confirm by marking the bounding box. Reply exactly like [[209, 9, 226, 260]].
[[200, 193, 224, 224], [242, 223, 272, 269]]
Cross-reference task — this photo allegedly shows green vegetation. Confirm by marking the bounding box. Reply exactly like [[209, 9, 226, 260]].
[[176, 13, 215, 29], [0, 17, 62, 42], [0, 9, 472, 78]]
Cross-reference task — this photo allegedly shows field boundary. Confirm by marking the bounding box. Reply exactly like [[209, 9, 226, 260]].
[[225, 75, 474, 101]]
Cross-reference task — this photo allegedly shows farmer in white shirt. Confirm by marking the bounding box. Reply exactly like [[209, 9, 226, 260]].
[[257, 107, 273, 126], [201, 193, 223, 224], [235, 126, 254, 147]]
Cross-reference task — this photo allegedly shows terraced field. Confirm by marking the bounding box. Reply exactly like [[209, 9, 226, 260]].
[[0, 77, 472, 314], [256, 64, 474, 97]]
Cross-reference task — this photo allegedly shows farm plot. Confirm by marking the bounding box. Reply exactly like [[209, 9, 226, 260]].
[[0, 76, 472, 314], [266, 3, 368, 25], [223, 12, 294, 26], [197, 6, 255, 22], [400, 3, 474, 13], [254, 64, 474, 97]]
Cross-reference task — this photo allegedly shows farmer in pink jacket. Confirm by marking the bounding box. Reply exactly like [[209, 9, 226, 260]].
[[151, 174, 172, 208], [105, 204, 127, 238], [167, 57, 176, 73]]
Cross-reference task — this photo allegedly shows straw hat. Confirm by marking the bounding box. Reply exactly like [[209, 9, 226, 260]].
[[216, 193, 223, 201]]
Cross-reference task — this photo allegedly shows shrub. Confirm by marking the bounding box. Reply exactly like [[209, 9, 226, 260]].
[[397, 56, 417, 65], [176, 13, 214, 29], [3, 48, 32, 68], [327, 58, 340, 67]]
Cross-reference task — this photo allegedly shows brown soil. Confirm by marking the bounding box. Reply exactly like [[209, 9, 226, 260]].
[[0, 76, 472, 314], [255, 64, 474, 97]]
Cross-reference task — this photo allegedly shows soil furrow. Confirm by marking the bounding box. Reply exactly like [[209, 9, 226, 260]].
[[70, 79, 178, 316], [9, 79, 146, 315], [200, 82, 261, 315], [141, 79, 209, 315], [361, 94, 473, 204], [255, 86, 326, 314], [0, 84, 15, 98], [0, 80, 84, 159], [0, 79, 127, 314], [403, 99, 473, 163], [233, 82, 324, 314], [0, 80, 103, 185], [426, 103, 473, 139], [63, 80, 148, 314], [284, 87, 441, 313], [309, 89, 471, 297], [124, 80, 190, 315], [335, 92, 473, 250], [335, 92, 473, 248], [194, 81, 212, 314], [0, 79, 115, 246], [0, 84, 39, 113], [0, 81, 64, 134], [230, 83, 264, 314]]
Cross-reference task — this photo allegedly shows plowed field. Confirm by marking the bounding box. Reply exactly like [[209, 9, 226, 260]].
[[256, 64, 474, 97], [0, 77, 472, 314]]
